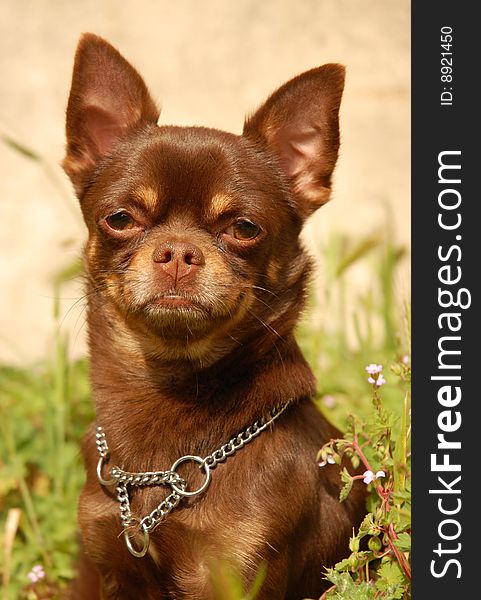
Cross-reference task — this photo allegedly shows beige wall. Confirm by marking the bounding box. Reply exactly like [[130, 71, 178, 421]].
[[0, 0, 410, 363]]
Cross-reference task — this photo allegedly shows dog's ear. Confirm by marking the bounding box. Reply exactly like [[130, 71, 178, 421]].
[[63, 33, 159, 198], [243, 64, 345, 218]]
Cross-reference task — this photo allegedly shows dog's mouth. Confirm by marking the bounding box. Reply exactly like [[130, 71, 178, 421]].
[[153, 294, 198, 310], [112, 272, 255, 345], [141, 291, 209, 315], [132, 286, 252, 339]]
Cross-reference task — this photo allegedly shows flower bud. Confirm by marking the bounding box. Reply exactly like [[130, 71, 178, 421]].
[[368, 536, 382, 552], [349, 536, 360, 552], [348, 554, 361, 570]]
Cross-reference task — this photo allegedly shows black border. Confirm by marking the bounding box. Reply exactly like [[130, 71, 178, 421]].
[[413, 2, 477, 596]]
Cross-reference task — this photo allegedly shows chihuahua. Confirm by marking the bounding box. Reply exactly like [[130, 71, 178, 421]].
[[64, 33, 365, 599]]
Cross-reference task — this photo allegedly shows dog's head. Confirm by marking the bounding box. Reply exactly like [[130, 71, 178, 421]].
[[63, 34, 344, 362]]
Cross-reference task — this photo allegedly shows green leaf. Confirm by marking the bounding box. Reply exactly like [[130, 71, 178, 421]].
[[333, 557, 353, 572], [358, 513, 378, 537], [324, 569, 377, 599], [339, 468, 353, 502], [386, 507, 411, 533], [375, 560, 407, 598], [350, 454, 360, 469], [393, 532, 411, 553]]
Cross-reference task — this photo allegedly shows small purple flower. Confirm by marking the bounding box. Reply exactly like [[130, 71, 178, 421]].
[[27, 565, 45, 584], [362, 470, 375, 484], [322, 395, 336, 408], [366, 363, 386, 386], [318, 456, 336, 467], [362, 470, 386, 485], [365, 364, 383, 375]]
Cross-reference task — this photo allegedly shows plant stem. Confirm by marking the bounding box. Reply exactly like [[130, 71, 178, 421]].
[[386, 524, 411, 581], [319, 584, 337, 599]]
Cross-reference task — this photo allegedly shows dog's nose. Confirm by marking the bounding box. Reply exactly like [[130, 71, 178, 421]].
[[152, 241, 205, 284]]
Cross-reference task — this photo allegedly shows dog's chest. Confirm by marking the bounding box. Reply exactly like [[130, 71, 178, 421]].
[[80, 459, 275, 594]]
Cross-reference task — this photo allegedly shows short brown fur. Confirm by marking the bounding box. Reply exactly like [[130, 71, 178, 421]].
[[65, 33, 365, 599]]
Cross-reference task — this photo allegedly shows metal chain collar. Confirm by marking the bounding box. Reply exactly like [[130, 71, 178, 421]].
[[95, 402, 289, 557]]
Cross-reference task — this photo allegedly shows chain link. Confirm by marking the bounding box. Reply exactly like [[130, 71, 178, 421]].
[[95, 427, 110, 459], [110, 466, 186, 488], [95, 401, 289, 557], [140, 489, 184, 532], [201, 404, 287, 470]]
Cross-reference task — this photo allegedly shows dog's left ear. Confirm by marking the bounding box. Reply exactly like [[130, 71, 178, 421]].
[[243, 64, 345, 218]]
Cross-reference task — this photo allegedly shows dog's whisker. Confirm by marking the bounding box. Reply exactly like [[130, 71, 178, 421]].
[[245, 307, 283, 340]]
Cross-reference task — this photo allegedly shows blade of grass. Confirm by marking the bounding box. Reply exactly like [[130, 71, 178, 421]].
[[2, 508, 21, 600], [53, 283, 70, 498], [0, 130, 80, 221], [245, 563, 267, 600], [0, 421, 51, 568], [393, 390, 411, 493], [335, 235, 382, 278]]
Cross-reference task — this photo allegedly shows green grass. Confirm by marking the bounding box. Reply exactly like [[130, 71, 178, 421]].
[[0, 217, 410, 598]]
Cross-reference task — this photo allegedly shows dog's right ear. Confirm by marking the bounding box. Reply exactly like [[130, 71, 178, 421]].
[[63, 33, 159, 198]]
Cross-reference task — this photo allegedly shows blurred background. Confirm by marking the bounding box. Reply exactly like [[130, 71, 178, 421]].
[[0, 0, 409, 364]]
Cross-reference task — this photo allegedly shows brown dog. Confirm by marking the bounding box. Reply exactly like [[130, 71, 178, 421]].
[[64, 33, 365, 599]]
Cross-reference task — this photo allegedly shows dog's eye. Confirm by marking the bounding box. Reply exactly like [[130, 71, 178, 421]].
[[105, 211, 136, 231], [228, 219, 261, 241]]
